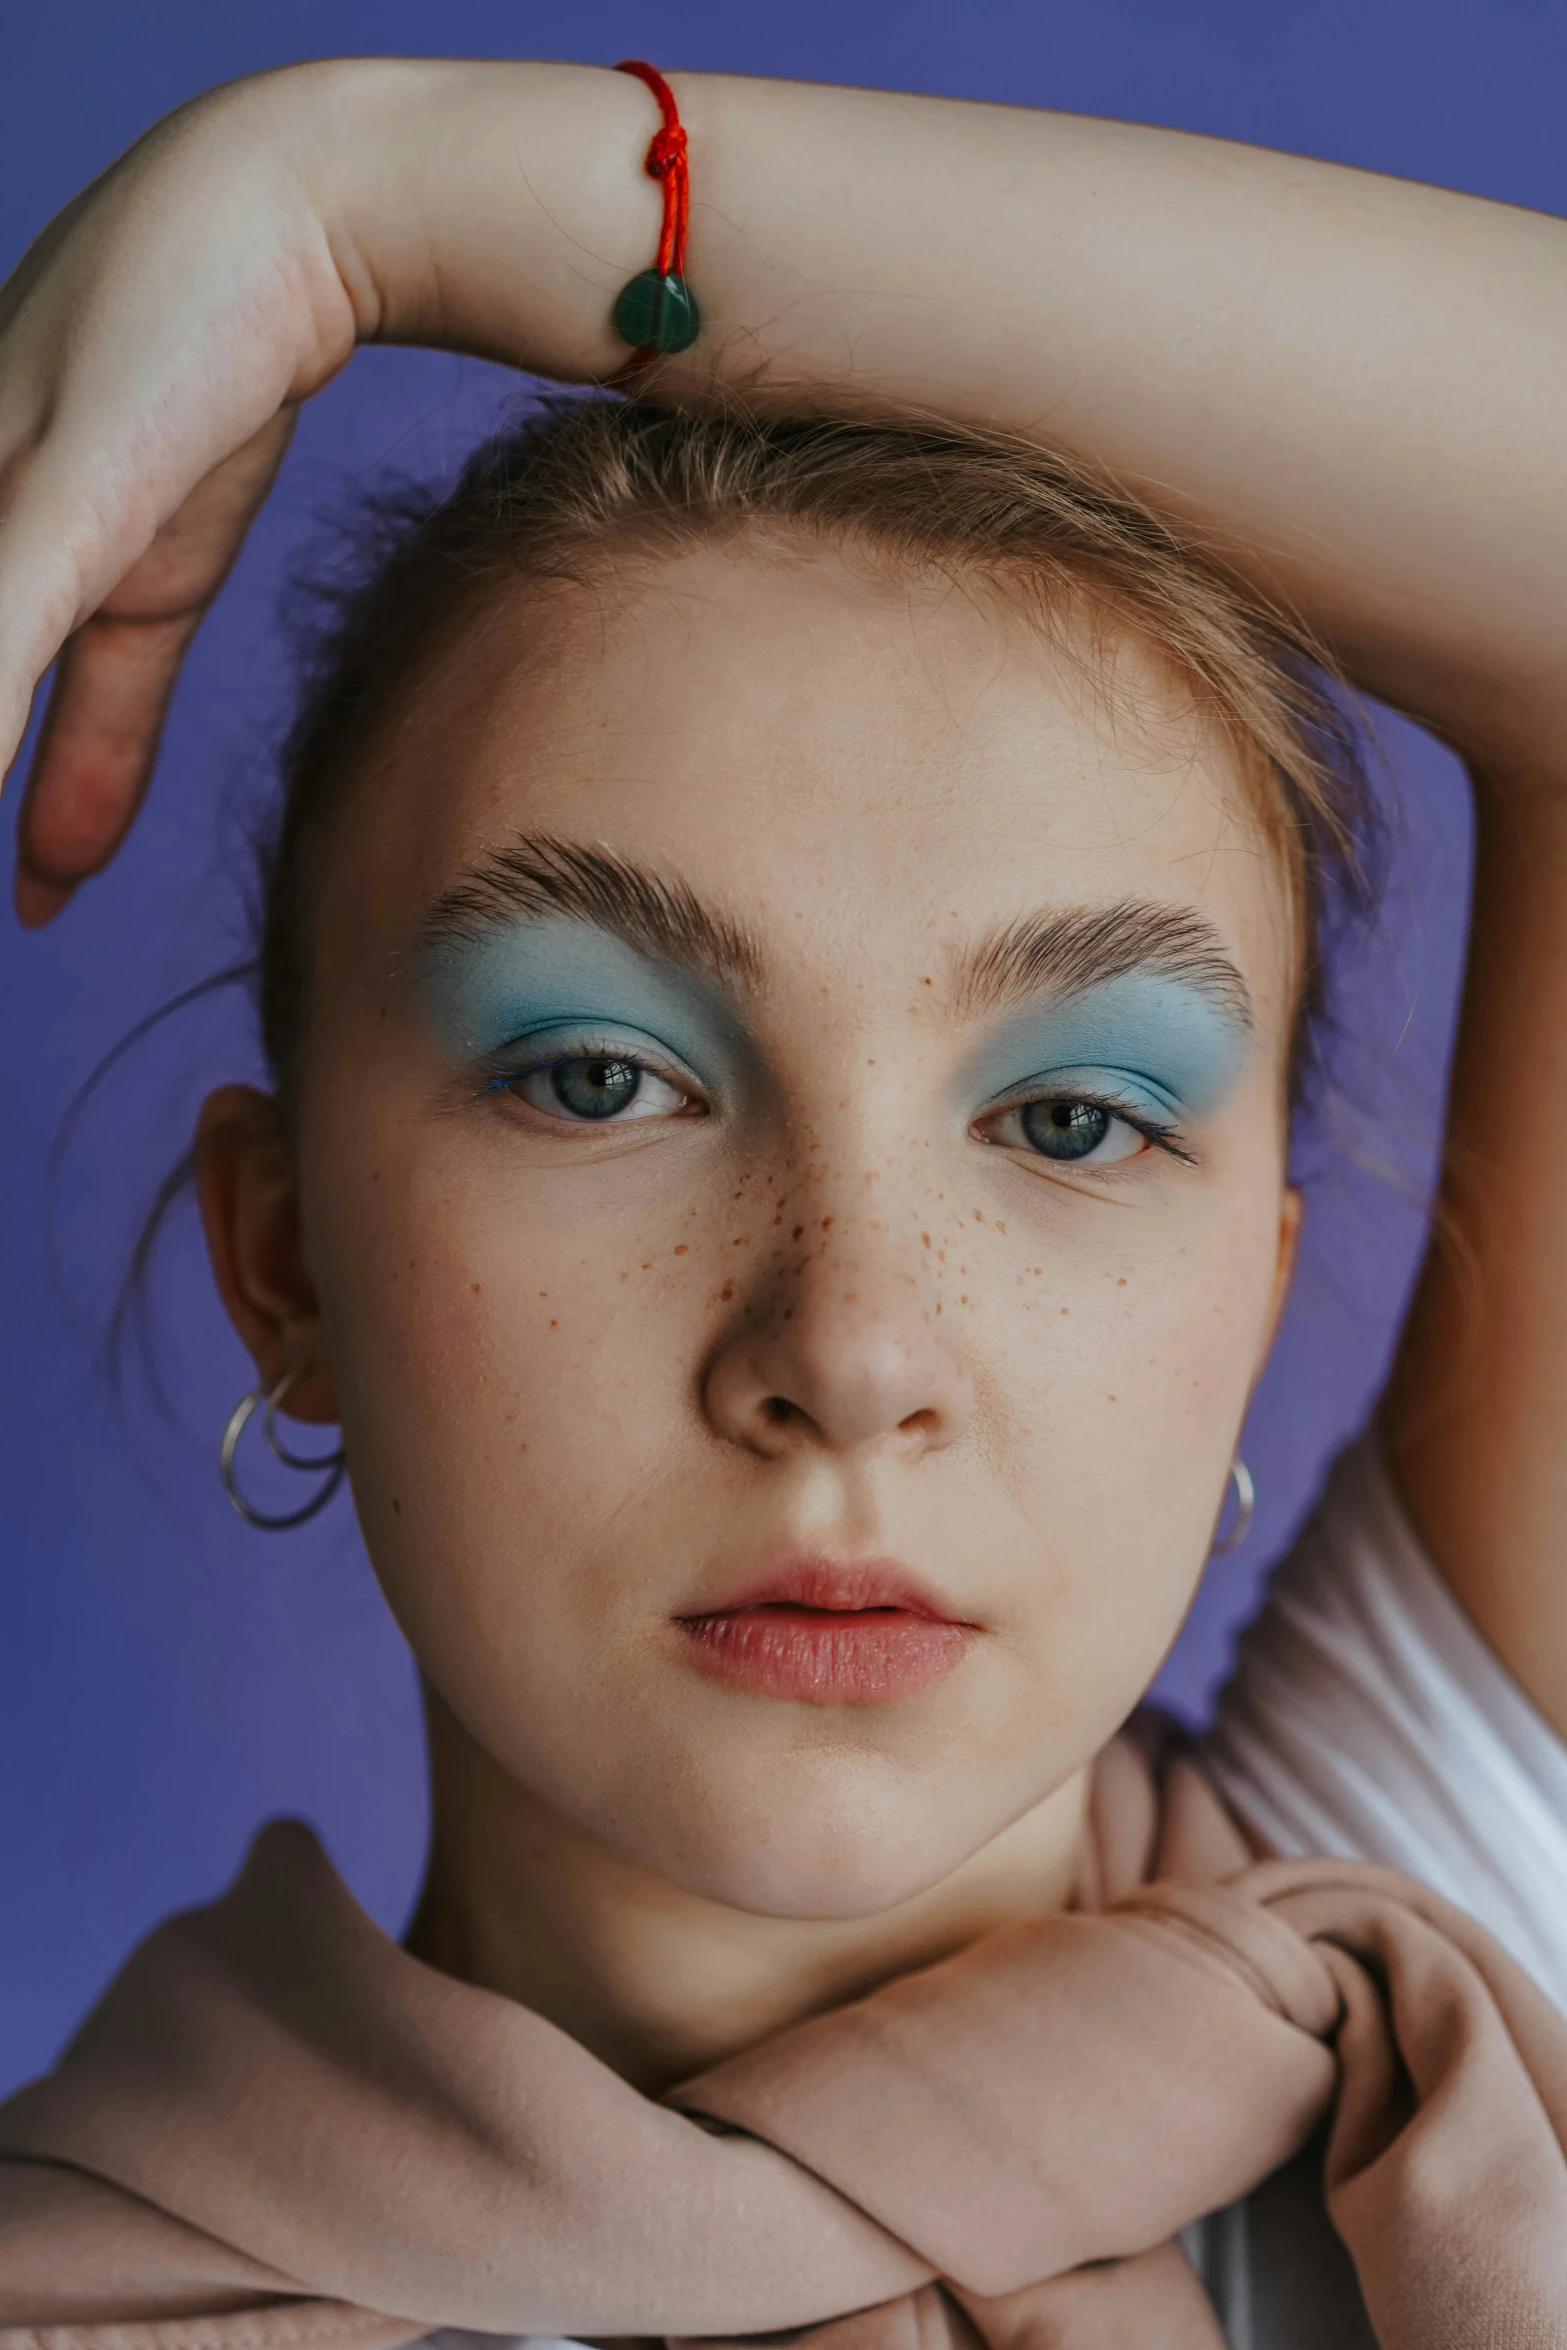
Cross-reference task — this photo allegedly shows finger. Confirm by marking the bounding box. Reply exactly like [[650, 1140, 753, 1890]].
[[13, 603, 209, 925], [13, 866, 74, 928], [93, 407, 297, 630], [10, 410, 295, 921]]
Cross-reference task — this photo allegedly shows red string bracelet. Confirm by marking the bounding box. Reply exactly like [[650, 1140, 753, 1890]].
[[611, 60, 700, 362]]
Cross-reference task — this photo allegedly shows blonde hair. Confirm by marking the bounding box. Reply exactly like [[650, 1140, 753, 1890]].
[[263, 399, 1377, 1106]]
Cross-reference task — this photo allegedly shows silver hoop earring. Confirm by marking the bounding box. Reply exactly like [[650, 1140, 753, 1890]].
[[220, 1369, 345, 1532], [1210, 1458, 1256, 1557]]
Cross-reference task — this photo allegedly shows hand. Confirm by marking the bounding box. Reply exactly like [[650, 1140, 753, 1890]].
[[0, 70, 369, 925], [0, 55, 690, 927], [9, 54, 1561, 928]]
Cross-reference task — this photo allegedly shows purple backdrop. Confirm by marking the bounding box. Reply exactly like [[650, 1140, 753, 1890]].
[[1, 0, 1554, 2099]]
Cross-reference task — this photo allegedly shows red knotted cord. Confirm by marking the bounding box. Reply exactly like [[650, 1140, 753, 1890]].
[[615, 59, 690, 279]]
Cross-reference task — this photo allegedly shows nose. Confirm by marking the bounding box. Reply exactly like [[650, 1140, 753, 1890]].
[[701, 1223, 974, 1461]]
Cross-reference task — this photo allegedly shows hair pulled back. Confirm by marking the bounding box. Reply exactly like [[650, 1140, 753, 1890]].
[[264, 396, 1377, 1115]]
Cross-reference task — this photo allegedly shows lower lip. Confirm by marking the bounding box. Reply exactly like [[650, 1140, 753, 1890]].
[[678, 1606, 969, 1704]]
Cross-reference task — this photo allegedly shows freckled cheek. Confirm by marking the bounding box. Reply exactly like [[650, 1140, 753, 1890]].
[[993, 1175, 1274, 1363], [300, 1112, 719, 1532], [983, 1190, 1279, 1575], [961, 1241, 1269, 1751]]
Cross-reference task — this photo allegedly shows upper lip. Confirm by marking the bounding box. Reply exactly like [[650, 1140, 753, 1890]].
[[680, 1554, 972, 1625]]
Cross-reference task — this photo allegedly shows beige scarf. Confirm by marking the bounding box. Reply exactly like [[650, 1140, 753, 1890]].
[[3, 1722, 1566, 2350]]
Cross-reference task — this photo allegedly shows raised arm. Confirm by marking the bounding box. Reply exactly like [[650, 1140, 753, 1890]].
[[5, 59, 1566, 1722], [426, 65, 1567, 758]]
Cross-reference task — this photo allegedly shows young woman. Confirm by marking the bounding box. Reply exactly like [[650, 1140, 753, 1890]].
[[2, 57, 1567, 2350]]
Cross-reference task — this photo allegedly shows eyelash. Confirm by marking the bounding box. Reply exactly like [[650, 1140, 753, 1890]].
[[1005, 1090, 1188, 1165], [476, 1045, 1194, 1181], [976, 1087, 1197, 1171], [476, 1039, 705, 1119]]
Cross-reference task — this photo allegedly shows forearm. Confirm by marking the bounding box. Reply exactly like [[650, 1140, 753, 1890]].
[[305, 59, 1567, 763], [1384, 781, 1567, 1736]]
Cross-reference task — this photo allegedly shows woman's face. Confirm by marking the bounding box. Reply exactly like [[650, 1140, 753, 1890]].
[[220, 539, 1299, 1919]]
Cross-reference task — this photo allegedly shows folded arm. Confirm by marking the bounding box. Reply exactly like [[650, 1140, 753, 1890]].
[[5, 57, 1567, 1725]]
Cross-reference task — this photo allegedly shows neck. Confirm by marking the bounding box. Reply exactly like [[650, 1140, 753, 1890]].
[[406, 1685, 1089, 2093]]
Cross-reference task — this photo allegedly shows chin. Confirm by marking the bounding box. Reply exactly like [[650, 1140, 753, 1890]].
[[620, 1766, 1019, 1922], [691, 1844, 967, 1923]]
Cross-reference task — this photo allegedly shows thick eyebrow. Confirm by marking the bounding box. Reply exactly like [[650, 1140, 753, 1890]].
[[421, 841, 1250, 1030], [417, 834, 764, 992], [953, 900, 1254, 1028]]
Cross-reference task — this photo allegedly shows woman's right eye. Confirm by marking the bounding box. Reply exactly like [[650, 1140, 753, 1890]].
[[497, 1053, 699, 1125]]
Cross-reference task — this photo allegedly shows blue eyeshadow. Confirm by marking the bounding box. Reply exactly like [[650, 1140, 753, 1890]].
[[963, 974, 1251, 1119], [414, 917, 745, 1082], [416, 916, 1249, 1128]]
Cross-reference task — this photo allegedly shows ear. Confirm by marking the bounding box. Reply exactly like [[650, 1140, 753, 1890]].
[[1258, 1183, 1304, 1372], [194, 1084, 339, 1424]]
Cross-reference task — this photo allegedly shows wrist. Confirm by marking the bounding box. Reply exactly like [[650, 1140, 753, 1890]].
[[301, 56, 677, 382]]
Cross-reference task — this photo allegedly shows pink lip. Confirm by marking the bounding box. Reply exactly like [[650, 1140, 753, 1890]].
[[677, 1557, 974, 1706]]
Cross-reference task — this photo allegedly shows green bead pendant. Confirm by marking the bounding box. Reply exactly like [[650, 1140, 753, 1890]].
[[613, 269, 701, 355]]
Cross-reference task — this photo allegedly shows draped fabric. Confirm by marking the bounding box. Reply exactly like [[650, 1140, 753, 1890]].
[[3, 1724, 1566, 2349]]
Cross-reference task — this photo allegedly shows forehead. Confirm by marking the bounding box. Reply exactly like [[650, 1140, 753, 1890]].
[[328, 539, 1295, 1034]]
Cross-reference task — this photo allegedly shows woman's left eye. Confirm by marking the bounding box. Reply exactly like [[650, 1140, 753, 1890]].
[[489, 1053, 698, 1125], [980, 1095, 1165, 1168]]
